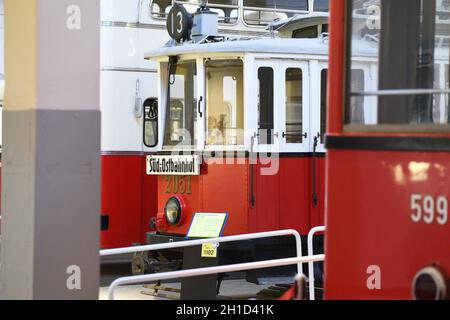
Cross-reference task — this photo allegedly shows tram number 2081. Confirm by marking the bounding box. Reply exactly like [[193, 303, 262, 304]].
[[165, 176, 192, 195], [410, 194, 448, 225]]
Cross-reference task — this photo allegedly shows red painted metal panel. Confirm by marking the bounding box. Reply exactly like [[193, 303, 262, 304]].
[[101, 155, 157, 249], [254, 160, 280, 232], [279, 158, 310, 233], [327, 0, 346, 135], [141, 159, 158, 244], [156, 157, 325, 237], [325, 150, 450, 299], [202, 160, 249, 235]]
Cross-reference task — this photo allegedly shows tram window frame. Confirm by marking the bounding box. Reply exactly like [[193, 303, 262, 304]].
[[149, 0, 240, 25], [143, 97, 159, 148], [344, 0, 450, 133], [205, 59, 244, 148], [162, 59, 198, 150]]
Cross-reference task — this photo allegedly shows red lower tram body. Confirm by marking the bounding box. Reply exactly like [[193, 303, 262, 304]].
[[100, 154, 157, 249], [147, 154, 325, 280], [325, 146, 450, 299], [324, 0, 450, 299]]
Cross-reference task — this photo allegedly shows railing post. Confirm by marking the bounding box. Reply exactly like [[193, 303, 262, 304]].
[[307, 226, 325, 300]]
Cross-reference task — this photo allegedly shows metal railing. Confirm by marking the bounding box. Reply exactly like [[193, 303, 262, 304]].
[[307, 225, 325, 301], [351, 89, 450, 96], [100, 229, 303, 275], [107, 254, 325, 300]]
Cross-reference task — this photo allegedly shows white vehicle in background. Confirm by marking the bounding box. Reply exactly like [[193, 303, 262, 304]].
[[99, 0, 330, 249], [0, 0, 4, 224]]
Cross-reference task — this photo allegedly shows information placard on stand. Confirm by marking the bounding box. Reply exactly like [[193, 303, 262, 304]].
[[181, 212, 228, 300]]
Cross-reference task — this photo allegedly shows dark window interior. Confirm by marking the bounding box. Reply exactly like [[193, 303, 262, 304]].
[[320, 69, 328, 144], [243, 0, 308, 11], [258, 67, 274, 145], [378, 0, 436, 124], [293, 26, 318, 38], [314, 0, 329, 12], [144, 98, 158, 147]]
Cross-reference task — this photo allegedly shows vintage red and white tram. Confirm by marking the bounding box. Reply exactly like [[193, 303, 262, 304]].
[[325, 0, 450, 299], [99, 0, 329, 249], [138, 3, 338, 281]]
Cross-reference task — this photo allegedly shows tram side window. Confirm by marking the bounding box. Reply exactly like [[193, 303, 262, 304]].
[[314, 0, 329, 12], [447, 65, 450, 123], [151, 0, 239, 23], [150, 0, 172, 19], [320, 69, 327, 144], [163, 60, 197, 148], [205, 59, 244, 146], [348, 69, 365, 125], [143, 98, 158, 147], [347, 0, 450, 131], [258, 67, 274, 144], [243, 0, 308, 25], [285, 68, 303, 143]]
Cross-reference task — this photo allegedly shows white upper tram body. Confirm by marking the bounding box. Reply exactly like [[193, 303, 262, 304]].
[[100, 0, 329, 155], [145, 25, 450, 157], [99, 0, 330, 247], [146, 37, 332, 155]]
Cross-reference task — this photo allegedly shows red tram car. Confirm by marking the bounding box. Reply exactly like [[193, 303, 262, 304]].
[[325, 0, 450, 299], [140, 5, 329, 280]]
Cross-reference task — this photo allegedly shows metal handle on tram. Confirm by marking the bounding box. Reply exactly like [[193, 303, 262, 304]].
[[282, 132, 307, 139], [198, 96, 203, 118], [312, 133, 320, 208]]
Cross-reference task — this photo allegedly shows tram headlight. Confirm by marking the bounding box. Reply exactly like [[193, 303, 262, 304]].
[[164, 197, 182, 225], [412, 266, 448, 300]]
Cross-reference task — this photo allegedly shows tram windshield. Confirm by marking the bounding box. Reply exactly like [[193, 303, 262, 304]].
[[205, 59, 244, 147], [163, 60, 197, 149], [346, 0, 450, 131]]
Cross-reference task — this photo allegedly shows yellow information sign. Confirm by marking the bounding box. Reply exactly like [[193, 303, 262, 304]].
[[201, 243, 217, 258], [186, 212, 228, 239]]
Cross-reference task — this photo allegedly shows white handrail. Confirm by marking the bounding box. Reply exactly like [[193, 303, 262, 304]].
[[100, 229, 303, 275], [307, 225, 325, 301], [108, 254, 325, 300]]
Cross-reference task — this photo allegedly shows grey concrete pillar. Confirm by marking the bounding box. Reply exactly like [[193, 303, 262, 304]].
[[0, 0, 100, 299]]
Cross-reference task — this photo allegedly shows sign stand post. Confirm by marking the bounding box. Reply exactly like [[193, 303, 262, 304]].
[[180, 212, 228, 300], [180, 246, 219, 300]]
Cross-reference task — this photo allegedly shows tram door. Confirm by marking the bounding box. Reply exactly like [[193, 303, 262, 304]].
[[252, 60, 317, 232], [308, 61, 328, 227]]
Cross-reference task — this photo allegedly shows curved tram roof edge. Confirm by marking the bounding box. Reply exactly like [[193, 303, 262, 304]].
[[145, 37, 450, 61], [144, 38, 336, 59]]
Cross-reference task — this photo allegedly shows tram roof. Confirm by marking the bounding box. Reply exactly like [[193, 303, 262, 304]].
[[144, 37, 384, 60]]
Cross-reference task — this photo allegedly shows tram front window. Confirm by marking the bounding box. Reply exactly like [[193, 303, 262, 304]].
[[164, 60, 197, 149], [346, 0, 450, 131], [205, 59, 244, 146]]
